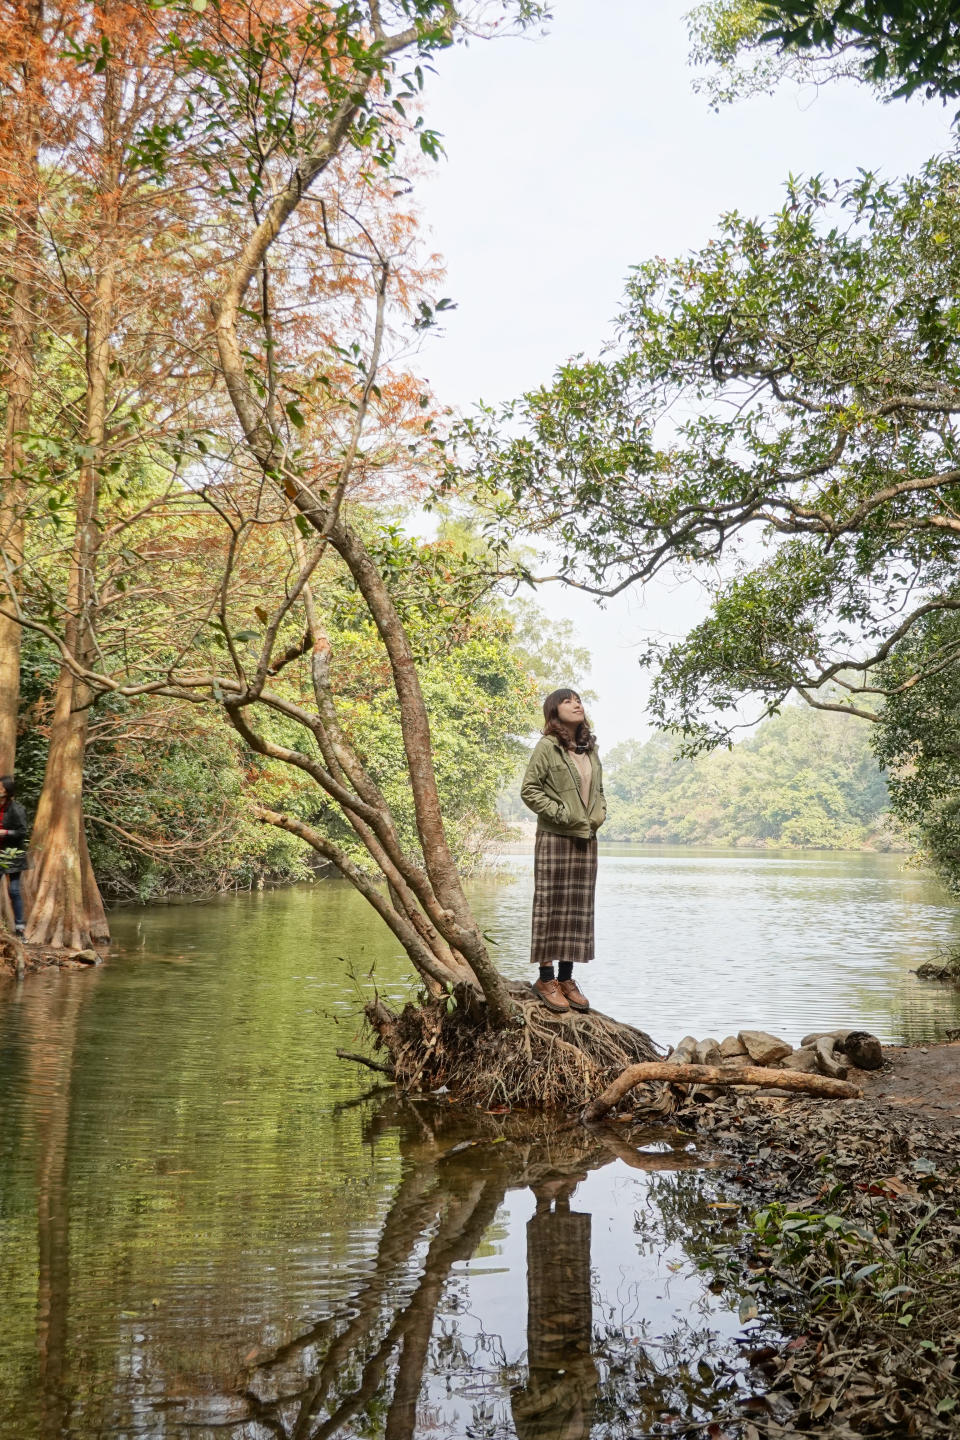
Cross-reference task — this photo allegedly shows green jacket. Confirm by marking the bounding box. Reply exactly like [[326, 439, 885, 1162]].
[[520, 735, 606, 840]]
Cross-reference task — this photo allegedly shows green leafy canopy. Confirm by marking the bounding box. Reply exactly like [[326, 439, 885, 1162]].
[[457, 155, 960, 746], [687, 0, 960, 113]]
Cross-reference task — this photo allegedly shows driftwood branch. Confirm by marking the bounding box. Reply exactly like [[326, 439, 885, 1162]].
[[336, 1048, 396, 1078], [581, 1062, 862, 1122]]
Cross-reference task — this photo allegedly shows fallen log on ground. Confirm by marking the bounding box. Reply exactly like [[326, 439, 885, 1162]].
[[581, 1062, 862, 1122]]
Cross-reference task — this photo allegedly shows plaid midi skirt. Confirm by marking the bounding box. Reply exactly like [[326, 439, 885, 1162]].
[[529, 830, 598, 966]]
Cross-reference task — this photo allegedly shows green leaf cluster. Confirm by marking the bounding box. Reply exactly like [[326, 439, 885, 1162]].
[[875, 609, 960, 890], [760, 0, 960, 108], [13, 511, 568, 897]]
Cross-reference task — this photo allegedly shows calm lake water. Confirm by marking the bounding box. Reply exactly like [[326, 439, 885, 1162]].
[[3, 845, 960, 1439]]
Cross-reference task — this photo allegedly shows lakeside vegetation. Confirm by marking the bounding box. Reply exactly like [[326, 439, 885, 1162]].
[[15, 590, 585, 904], [602, 705, 901, 852], [7, 3, 960, 1434], [1, 0, 959, 981]]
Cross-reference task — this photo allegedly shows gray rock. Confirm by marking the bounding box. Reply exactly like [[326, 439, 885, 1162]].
[[799, 1028, 882, 1070], [696, 1037, 722, 1066], [738, 1029, 793, 1066], [668, 1035, 699, 1065], [800, 1028, 850, 1048], [840, 1031, 883, 1070], [73, 948, 102, 966], [781, 1045, 821, 1074], [719, 1035, 747, 1058]]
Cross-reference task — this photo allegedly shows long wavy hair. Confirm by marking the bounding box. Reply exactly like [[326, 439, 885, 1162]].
[[541, 689, 596, 753]]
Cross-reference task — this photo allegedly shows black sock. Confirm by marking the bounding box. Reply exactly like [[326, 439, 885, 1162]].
[[538, 965, 555, 983], [557, 962, 574, 982]]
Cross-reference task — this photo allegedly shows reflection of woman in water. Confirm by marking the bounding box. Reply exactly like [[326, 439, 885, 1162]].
[[511, 1176, 598, 1440]]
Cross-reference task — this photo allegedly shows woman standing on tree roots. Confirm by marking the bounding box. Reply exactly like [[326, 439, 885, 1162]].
[[520, 689, 606, 1015], [0, 775, 29, 940]]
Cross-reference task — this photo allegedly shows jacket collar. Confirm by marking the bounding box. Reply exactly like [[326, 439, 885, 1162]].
[[546, 733, 594, 760]]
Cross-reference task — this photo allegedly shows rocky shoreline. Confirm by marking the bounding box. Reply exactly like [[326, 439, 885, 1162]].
[[663, 1026, 884, 1087]]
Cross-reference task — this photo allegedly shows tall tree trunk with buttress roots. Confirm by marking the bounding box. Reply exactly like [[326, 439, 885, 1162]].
[[25, 41, 116, 950], [0, 0, 44, 775]]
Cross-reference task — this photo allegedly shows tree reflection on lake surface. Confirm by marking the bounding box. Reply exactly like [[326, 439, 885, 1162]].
[[4, 851, 960, 1438], [0, 961, 747, 1440], [193, 1107, 741, 1440]]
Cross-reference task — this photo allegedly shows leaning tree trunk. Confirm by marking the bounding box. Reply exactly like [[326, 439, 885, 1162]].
[[208, 70, 519, 1026], [300, 563, 475, 988], [326, 517, 517, 1021]]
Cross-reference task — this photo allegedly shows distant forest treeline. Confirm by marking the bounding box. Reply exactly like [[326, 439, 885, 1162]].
[[504, 706, 902, 852], [604, 707, 899, 850]]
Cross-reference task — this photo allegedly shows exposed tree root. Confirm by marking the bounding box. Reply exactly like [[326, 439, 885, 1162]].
[[336, 1048, 396, 1078], [0, 931, 25, 979], [0, 936, 106, 980], [363, 981, 663, 1110]]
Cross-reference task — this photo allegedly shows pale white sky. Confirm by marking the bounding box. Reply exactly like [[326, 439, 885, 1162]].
[[414, 0, 954, 749]]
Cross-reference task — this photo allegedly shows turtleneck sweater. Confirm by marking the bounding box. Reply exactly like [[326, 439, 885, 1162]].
[[569, 747, 591, 806]]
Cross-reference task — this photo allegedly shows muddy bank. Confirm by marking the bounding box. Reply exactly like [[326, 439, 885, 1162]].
[[858, 1039, 960, 1127], [0, 933, 105, 979]]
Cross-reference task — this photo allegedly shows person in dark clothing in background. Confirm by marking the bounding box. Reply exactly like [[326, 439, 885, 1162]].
[[0, 774, 29, 939]]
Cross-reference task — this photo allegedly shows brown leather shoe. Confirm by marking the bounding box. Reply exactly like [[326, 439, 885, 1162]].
[[558, 978, 590, 1012], [532, 978, 570, 1013]]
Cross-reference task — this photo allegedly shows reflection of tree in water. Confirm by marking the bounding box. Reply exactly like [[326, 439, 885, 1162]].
[[0, 972, 101, 1440], [212, 1106, 746, 1440], [634, 1168, 720, 1252], [585, 1168, 755, 1438], [224, 1101, 517, 1440]]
